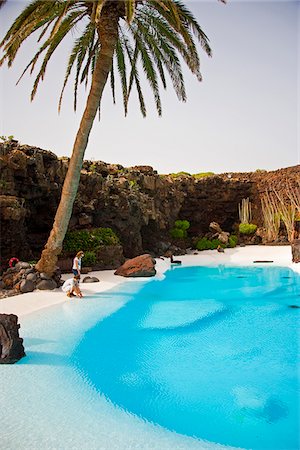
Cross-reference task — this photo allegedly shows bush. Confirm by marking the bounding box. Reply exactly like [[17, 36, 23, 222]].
[[192, 172, 214, 179], [82, 251, 97, 267], [174, 220, 190, 231], [170, 220, 190, 239], [239, 223, 257, 235], [170, 228, 186, 239], [196, 237, 212, 251], [63, 227, 119, 253], [195, 237, 230, 251], [228, 235, 238, 248], [210, 239, 224, 250], [169, 171, 191, 178]]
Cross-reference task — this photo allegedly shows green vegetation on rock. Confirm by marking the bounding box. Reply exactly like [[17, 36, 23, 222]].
[[169, 172, 191, 178], [170, 220, 190, 239], [82, 251, 97, 267], [239, 223, 257, 235], [228, 235, 238, 248], [63, 227, 119, 254], [192, 172, 214, 179], [196, 234, 237, 251]]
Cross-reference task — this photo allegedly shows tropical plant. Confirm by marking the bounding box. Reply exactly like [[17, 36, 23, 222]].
[[239, 223, 257, 235], [170, 219, 190, 239], [238, 198, 252, 224], [0, 0, 212, 274], [260, 191, 281, 242]]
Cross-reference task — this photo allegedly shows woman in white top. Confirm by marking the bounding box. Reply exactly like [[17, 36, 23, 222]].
[[72, 251, 84, 277]]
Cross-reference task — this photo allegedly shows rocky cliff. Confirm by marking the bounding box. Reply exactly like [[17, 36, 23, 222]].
[[0, 140, 299, 266]]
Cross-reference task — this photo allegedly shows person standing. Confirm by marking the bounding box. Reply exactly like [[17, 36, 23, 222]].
[[72, 251, 84, 277]]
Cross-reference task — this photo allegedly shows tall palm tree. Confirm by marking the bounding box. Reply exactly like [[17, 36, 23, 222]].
[[0, 0, 212, 275]]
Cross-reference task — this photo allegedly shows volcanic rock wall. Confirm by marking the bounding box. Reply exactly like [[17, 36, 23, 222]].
[[0, 141, 299, 264]]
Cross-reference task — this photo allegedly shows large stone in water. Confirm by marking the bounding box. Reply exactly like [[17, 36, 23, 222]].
[[0, 314, 25, 364]]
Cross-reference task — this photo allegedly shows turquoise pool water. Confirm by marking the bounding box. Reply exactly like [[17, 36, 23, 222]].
[[73, 266, 300, 450], [0, 265, 299, 450]]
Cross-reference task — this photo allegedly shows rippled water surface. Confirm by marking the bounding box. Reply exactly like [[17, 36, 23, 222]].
[[73, 266, 300, 450]]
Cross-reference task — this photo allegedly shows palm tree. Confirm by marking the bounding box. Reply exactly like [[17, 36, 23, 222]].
[[0, 0, 211, 275]]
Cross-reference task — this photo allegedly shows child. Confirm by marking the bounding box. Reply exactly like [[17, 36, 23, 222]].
[[62, 275, 83, 298], [72, 251, 84, 278]]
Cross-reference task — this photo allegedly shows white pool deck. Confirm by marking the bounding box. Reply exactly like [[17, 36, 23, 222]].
[[0, 245, 299, 318]]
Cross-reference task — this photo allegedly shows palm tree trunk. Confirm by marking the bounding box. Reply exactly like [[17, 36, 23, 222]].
[[35, 9, 119, 275]]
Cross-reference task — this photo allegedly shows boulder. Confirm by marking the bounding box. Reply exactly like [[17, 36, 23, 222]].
[[0, 314, 25, 364], [209, 222, 223, 234], [114, 254, 156, 277], [39, 272, 52, 280], [36, 279, 57, 290], [26, 272, 39, 282], [15, 261, 31, 270], [209, 221, 230, 244], [82, 276, 100, 283], [19, 279, 35, 293]]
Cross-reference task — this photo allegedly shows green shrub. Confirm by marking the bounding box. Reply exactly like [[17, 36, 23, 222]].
[[210, 239, 224, 250], [82, 251, 97, 267], [196, 237, 212, 250], [174, 220, 190, 231], [239, 223, 257, 235], [192, 172, 214, 179], [170, 228, 186, 239], [63, 227, 119, 253], [170, 220, 190, 239], [228, 235, 238, 248], [169, 171, 191, 178]]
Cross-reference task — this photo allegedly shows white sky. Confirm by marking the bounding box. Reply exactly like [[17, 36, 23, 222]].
[[0, 0, 299, 174]]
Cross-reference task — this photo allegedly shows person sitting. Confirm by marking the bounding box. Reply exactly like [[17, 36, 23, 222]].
[[217, 245, 225, 253], [62, 275, 83, 298]]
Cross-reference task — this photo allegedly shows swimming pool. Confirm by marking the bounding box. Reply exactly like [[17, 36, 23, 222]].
[[1, 265, 299, 449]]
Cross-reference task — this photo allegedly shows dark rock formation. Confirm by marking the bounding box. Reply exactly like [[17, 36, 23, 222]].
[[36, 279, 57, 290], [0, 262, 61, 295], [291, 240, 300, 263], [115, 254, 156, 277], [0, 141, 299, 270], [0, 314, 25, 364]]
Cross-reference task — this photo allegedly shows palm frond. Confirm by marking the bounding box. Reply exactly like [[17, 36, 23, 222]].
[[116, 38, 128, 115]]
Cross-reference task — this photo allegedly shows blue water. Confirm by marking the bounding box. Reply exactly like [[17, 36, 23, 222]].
[[72, 266, 300, 450]]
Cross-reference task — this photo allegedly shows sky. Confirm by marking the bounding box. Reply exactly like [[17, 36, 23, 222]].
[[0, 0, 299, 174]]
